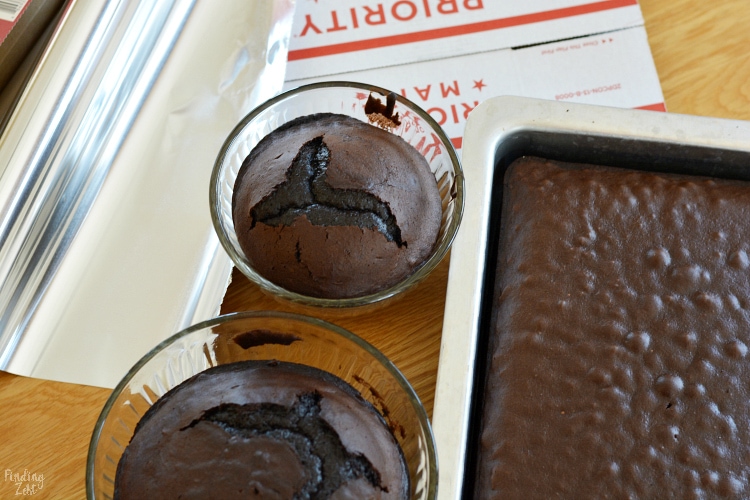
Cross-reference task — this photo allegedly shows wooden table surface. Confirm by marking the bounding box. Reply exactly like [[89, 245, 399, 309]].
[[2, 1, 750, 498]]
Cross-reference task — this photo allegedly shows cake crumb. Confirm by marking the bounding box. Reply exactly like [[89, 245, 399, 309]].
[[365, 92, 401, 130]]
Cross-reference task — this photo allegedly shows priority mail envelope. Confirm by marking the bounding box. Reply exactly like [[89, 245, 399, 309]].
[[286, 0, 645, 81], [286, 26, 665, 153], [0, 0, 28, 41]]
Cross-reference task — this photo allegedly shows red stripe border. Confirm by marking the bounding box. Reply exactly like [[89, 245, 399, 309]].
[[0, 0, 31, 44], [636, 102, 667, 112], [0, 19, 13, 43], [288, 0, 639, 61]]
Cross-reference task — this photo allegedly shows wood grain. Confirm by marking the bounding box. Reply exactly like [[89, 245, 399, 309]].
[[0, 371, 109, 499], [641, 0, 750, 120], [2, 1, 749, 497]]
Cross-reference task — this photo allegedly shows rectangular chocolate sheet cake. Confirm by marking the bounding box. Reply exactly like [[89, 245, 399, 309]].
[[474, 156, 750, 498]]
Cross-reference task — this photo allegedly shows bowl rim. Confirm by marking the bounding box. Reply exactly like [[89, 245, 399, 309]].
[[86, 310, 438, 498], [209, 80, 465, 308]]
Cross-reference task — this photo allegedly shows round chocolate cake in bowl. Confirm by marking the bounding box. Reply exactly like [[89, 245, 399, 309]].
[[210, 81, 463, 308], [86, 311, 436, 499]]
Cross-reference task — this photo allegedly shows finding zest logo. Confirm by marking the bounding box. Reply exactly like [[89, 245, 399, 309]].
[[4, 469, 45, 496]]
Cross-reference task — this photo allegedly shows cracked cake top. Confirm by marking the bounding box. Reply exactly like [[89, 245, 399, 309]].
[[231, 112, 442, 299], [114, 360, 409, 499]]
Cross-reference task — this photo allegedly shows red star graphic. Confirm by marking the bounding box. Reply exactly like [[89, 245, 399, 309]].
[[473, 79, 487, 91]]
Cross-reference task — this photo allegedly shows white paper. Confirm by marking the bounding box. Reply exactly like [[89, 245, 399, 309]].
[[286, 0, 644, 80], [288, 26, 665, 153]]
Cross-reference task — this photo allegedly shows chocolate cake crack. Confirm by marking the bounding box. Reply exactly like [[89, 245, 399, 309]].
[[250, 136, 405, 247], [231, 111, 442, 299], [182, 392, 386, 499]]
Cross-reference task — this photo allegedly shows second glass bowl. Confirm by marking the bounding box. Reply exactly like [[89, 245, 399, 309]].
[[210, 81, 464, 308], [87, 311, 437, 499]]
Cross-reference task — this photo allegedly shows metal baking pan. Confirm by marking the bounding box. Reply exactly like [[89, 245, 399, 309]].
[[432, 96, 750, 499]]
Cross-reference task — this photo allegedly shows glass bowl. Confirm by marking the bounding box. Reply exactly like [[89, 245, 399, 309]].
[[86, 311, 437, 499], [209, 81, 464, 308]]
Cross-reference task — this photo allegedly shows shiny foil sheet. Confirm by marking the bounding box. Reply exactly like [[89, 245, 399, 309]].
[[0, 0, 295, 388]]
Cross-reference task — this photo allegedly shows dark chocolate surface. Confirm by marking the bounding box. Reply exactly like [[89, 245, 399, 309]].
[[249, 135, 403, 246], [114, 361, 408, 499], [477, 156, 750, 499], [232, 113, 441, 299]]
